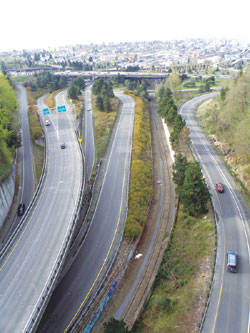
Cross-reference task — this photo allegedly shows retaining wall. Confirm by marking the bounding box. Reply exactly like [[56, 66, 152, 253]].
[[0, 162, 16, 229]]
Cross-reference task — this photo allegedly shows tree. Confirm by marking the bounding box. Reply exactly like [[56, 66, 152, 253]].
[[172, 153, 188, 190], [103, 96, 111, 112], [68, 84, 80, 100], [59, 76, 68, 88], [103, 317, 129, 333], [72, 77, 85, 90], [96, 95, 104, 111], [181, 161, 210, 216], [167, 69, 182, 90], [92, 78, 104, 95]]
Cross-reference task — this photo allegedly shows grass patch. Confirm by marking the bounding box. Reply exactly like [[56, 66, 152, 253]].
[[44, 90, 62, 109], [26, 87, 46, 184], [93, 95, 119, 158], [33, 144, 45, 183], [135, 207, 215, 333]]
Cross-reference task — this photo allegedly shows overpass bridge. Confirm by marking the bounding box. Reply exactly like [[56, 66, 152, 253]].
[[8, 68, 168, 80]]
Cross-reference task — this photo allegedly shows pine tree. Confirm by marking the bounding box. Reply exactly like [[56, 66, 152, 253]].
[[172, 153, 188, 191], [181, 161, 210, 216]]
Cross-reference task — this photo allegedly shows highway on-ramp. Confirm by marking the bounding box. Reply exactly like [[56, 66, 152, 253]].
[[38, 92, 135, 332], [179, 93, 250, 333], [0, 90, 83, 332]]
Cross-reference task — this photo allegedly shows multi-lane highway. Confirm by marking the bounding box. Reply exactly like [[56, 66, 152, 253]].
[[0, 89, 83, 332], [179, 93, 250, 333], [38, 92, 135, 332]]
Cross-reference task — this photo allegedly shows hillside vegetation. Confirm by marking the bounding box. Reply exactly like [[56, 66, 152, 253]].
[[0, 74, 18, 181], [196, 70, 250, 188]]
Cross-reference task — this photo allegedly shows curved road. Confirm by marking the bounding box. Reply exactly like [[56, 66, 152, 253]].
[[0, 90, 83, 332], [38, 92, 135, 332], [1, 84, 34, 245], [179, 93, 250, 333], [84, 84, 95, 184]]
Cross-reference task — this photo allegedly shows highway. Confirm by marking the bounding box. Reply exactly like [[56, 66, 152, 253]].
[[38, 92, 135, 332], [84, 84, 95, 184], [1, 84, 34, 245], [0, 90, 83, 332], [179, 93, 250, 333]]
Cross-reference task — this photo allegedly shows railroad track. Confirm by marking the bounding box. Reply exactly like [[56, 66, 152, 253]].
[[122, 94, 176, 329]]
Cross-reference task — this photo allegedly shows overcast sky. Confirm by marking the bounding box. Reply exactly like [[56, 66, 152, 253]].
[[1, 0, 249, 52]]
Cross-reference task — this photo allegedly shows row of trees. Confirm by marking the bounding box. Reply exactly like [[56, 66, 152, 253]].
[[68, 76, 85, 100], [157, 86, 185, 146], [157, 85, 210, 216], [173, 153, 210, 216], [0, 74, 19, 179], [22, 72, 68, 93], [92, 78, 114, 112]]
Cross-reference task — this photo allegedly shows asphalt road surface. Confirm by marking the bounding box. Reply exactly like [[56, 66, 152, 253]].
[[2, 84, 34, 244], [179, 93, 250, 333], [38, 92, 135, 333], [84, 84, 95, 184], [0, 90, 83, 332]]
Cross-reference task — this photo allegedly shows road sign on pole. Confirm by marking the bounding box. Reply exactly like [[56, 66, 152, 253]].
[[43, 108, 50, 115], [57, 105, 66, 112]]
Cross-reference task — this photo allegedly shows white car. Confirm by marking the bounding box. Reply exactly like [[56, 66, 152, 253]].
[[45, 120, 50, 126]]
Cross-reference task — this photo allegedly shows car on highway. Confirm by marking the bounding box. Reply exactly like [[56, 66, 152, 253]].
[[17, 203, 25, 216], [45, 120, 50, 126], [215, 182, 224, 193], [226, 251, 238, 273], [60, 143, 66, 149]]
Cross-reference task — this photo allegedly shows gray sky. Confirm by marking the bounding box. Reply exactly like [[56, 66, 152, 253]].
[[1, 0, 249, 52]]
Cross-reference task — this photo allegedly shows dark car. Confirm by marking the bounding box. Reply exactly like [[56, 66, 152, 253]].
[[226, 251, 238, 273], [17, 203, 25, 216], [216, 182, 224, 193], [60, 143, 66, 149]]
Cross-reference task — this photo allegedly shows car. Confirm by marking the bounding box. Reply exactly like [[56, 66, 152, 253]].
[[226, 251, 238, 273], [60, 143, 66, 149], [215, 182, 224, 193], [17, 203, 25, 216], [45, 120, 50, 126]]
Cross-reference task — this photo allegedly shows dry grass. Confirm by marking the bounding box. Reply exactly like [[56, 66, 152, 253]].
[[135, 207, 215, 333]]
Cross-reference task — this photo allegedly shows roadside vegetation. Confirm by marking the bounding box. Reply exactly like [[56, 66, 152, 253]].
[[0, 74, 19, 182], [135, 207, 215, 333], [132, 75, 215, 332], [92, 78, 120, 158], [196, 69, 250, 207], [124, 93, 153, 240]]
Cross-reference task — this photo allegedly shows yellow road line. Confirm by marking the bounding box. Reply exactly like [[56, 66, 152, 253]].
[[64, 97, 133, 332]]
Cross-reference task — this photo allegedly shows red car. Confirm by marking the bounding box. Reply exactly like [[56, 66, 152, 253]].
[[216, 182, 224, 193]]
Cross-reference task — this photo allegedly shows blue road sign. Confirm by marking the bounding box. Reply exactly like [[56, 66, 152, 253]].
[[57, 105, 66, 112], [43, 108, 50, 115]]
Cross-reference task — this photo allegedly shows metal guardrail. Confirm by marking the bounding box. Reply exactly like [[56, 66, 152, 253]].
[[0, 97, 85, 332], [68, 95, 134, 332], [25, 128, 85, 332], [0, 133, 48, 264]]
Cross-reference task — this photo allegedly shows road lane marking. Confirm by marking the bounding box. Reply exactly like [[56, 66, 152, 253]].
[[181, 97, 250, 332], [64, 94, 135, 332]]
